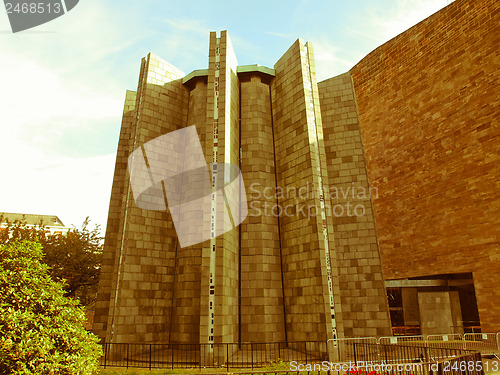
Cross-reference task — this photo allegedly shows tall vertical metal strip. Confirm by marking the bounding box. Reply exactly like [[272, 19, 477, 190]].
[[302, 44, 338, 343], [238, 80, 242, 345], [208, 36, 221, 348]]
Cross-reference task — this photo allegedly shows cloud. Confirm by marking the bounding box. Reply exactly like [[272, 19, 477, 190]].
[[306, 0, 449, 80], [154, 17, 213, 72], [0, 135, 116, 230], [156, 18, 270, 72], [0, 56, 122, 127], [0, 0, 141, 231], [0, 54, 121, 228], [291, 0, 311, 24], [348, 0, 448, 45], [264, 31, 295, 39], [229, 34, 269, 66], [162, 17, 211, 34], [312, 39, 357, 81]]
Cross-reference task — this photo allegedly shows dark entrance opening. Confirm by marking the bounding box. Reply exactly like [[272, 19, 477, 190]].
[[385, 272, 481, 336]]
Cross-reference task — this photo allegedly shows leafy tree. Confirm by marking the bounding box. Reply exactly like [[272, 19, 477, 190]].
[[0, 240, 102, 374], [0, 216, 103, 307]]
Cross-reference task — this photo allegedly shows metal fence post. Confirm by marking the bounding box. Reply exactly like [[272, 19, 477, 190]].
[[305, 341, 308, 364], [103, 342, 107, 369], [171, 343, 174, 369], [251, 343, 254, 371], [353, 342, 357, 365], [126, 343, 129, 369], [227, 343, 229, 372], [425, 343, 430, 365], [149, 344, 152, 370]]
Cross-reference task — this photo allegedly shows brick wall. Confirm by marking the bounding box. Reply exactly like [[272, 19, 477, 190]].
[[350, 0, 500, 331]]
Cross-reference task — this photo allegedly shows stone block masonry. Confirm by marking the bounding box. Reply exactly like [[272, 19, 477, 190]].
[[94, 30, 392, 345], [319, 73, 392, 338]]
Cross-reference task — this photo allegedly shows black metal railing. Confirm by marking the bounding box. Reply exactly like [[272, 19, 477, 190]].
[[100, 340, 483, 374], [333, 341, 482, 375], [343, 341, 473, 364], [392, 325, 422, 336], [101, 341, 327, 370]]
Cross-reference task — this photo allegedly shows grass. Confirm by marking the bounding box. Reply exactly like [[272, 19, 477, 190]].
[[100, 369, 242, 375], [99, 368, 282, 375], [99, 360, 290, 374], [100, 358, 500, 375]]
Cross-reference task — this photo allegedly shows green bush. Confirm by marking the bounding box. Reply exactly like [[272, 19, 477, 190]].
[[0, 215, 103, 307], [0, 240, 102, 374]]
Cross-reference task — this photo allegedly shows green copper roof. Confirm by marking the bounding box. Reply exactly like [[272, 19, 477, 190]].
[[182, 69, 209, 85], [183, 65, 275, 85], [236, 64, 275, 76]]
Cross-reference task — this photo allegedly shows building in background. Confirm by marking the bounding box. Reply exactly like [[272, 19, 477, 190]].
[[94, 0, 499, 347], [0, 212, 72, 236]]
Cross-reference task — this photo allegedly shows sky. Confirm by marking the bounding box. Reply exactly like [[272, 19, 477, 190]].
[[0, 0, 452, 234]]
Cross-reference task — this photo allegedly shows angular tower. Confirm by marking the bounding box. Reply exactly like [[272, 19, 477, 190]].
[[93, 31, 391, 347]]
